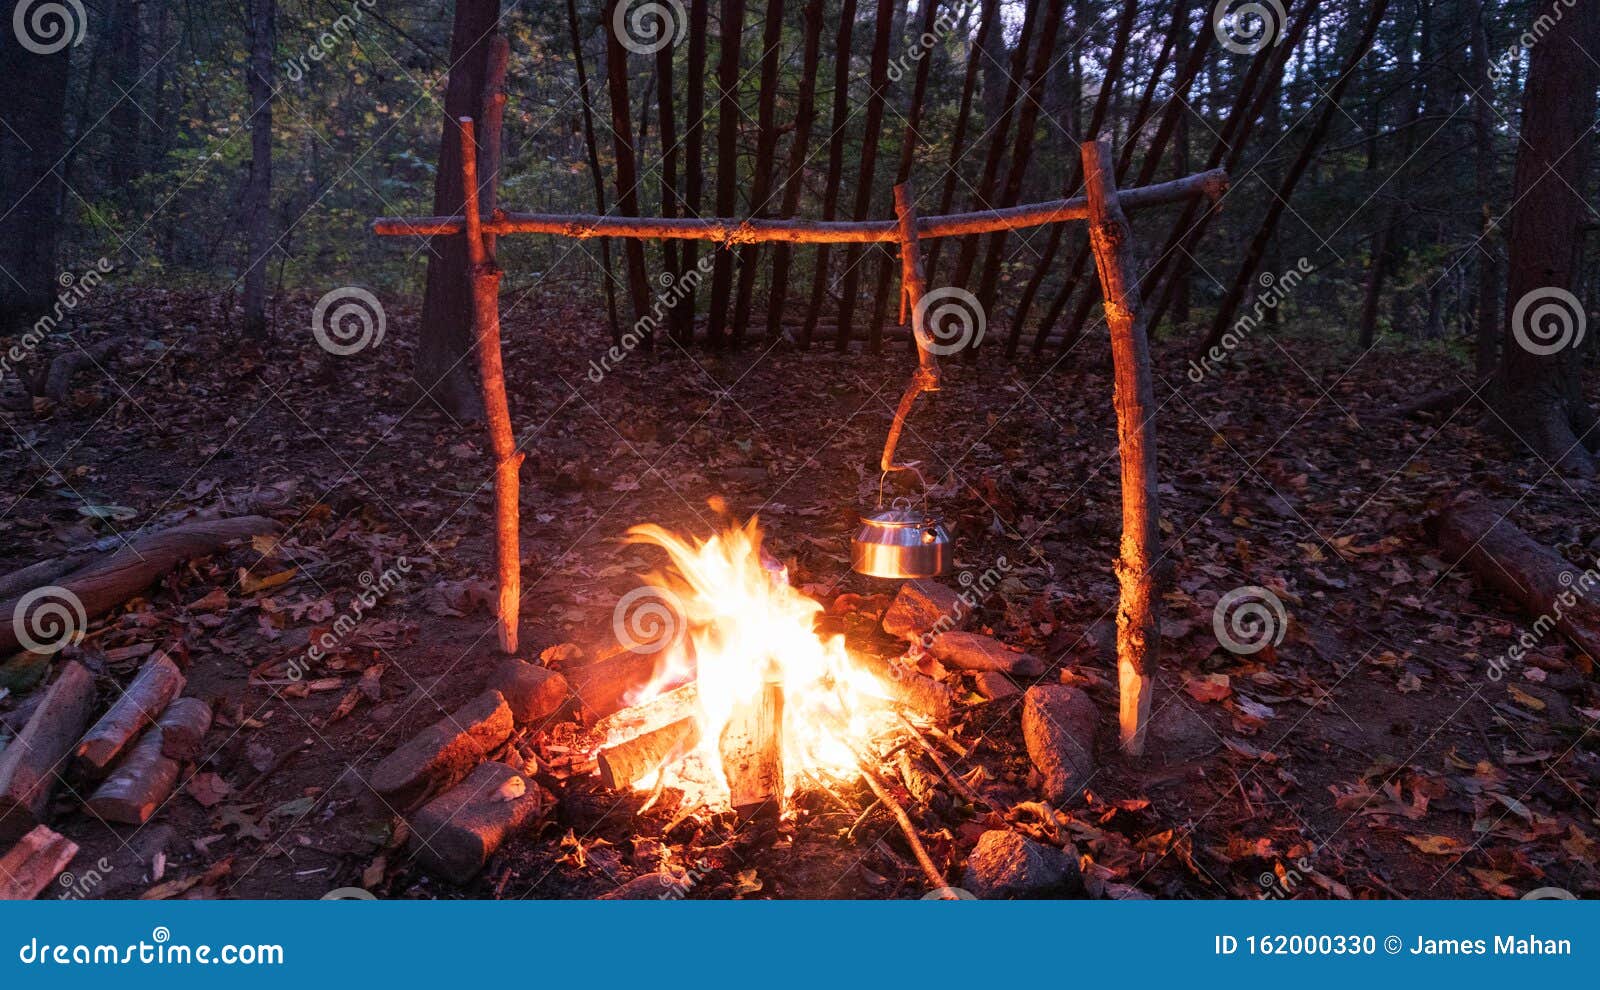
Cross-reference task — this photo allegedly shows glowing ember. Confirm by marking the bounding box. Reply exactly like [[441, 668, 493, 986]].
[[603, 516, 900, 810]]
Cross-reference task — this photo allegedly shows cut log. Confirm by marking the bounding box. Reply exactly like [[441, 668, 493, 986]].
[[0, 661, 97, 843], [599, 717, 701, 791], [38, 340, 118, 403], [83, 728, 179, 826], [567, 648, 684, 721], [0, 516, 278, 657], [1434, 498, 1600, 661], [155, 697, 213, 760], [408, 761, 542, 884], [0, 825, 79, 900], [485, 658, 569, 726], [926, 631, 1044, 677], [370, 690, 514, 810], [592, 682, 700, 745], [719, 682, 784, 816], [73, 652, 185, 779]]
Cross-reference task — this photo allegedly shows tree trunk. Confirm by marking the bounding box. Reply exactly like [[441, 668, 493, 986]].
[[655, 23, 682, 344], [1470, 0, 1498, 381], [1490, 0, 1600, 475], [0, 0, 72, 329], [1200, 0, 1387, 352], [764, 0, 825, 342], [731, 0, 786, 344], [705, 0, 746, 348], [241, 0, 275, 339], [676, 0, 711, 343], [800, 0, 858, 349], [567, 0, 623, 344], [925, 0, 999, 283], [605, 0, 654, 342], [416, 0, 500, 419], [833, 0, 896, 351]]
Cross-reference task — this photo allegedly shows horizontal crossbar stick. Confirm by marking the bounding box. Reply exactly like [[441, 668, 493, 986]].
[[372, 168, 1229, 242]]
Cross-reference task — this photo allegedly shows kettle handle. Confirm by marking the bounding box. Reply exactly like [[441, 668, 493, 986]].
[[877, 466, 931, 510]]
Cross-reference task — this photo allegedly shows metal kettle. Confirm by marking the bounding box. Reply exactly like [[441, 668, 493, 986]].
[[852, 498, 951, 579]]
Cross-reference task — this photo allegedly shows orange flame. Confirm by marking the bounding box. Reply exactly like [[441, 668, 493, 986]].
[[612, 516, 897, 808]]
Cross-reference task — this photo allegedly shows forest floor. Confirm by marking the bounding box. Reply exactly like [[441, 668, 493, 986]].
[[2, 286, 1598, 900]]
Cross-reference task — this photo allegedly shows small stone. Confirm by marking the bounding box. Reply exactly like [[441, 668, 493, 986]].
[[487, 658, 569, 726], [882, 579, 965, 641], [928, 631, 1044, 676], [972, 671, 1019, 700], [1022, 685, 1097, 805], [409, 762, 541, 884], [370, 690, 513, 809], [961, 830, 1081, 899], [540, 642, 584, 665]]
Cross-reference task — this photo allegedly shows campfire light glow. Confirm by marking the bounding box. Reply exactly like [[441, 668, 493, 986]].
[[606, 516, 900, 810]]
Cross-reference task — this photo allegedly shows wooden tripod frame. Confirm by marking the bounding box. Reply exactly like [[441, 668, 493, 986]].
[[373, 108, 1228, 756]]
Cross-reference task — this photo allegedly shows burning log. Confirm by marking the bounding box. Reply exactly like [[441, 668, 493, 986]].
[[599, 718, 701, 791], [567, 648, 676, 721], [857, 654, 952, 720], [0, 661, 97, 843], [718, 682, 784, 816], [593, 683, 699, 743], [370, 690, 514, 809], [0, 826, 79, 900], [84, 728, 179, 825], [73, 652, 185, 779], [155, 697, 213, 761]]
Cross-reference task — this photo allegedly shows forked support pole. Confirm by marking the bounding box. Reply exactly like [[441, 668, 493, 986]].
[[459, 116, 523, 655], [1082, 137, 1161, 756]]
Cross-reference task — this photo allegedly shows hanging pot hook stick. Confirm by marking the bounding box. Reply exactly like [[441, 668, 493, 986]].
[[877, 183, 941, 502]]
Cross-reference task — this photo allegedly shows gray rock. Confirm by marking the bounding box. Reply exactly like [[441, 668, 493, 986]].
[[1022, 685, 1097, 805], [972, 671, 1020, 701], [409, 761, 542, 884], [961, 830, 1081, 899], [928, 631, 1044, 676], [882, 579, 965, 641]]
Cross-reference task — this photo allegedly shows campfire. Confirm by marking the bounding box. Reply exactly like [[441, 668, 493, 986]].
[[591, 516, 902, 815]]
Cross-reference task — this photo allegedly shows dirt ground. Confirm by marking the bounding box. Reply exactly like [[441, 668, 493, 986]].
[[2, 287, 1597, 899]]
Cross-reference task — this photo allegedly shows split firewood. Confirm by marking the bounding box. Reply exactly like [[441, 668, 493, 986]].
[[0, 515, 278, 657], [0, 825, 79, 900], [1434, 498, 1600, 661], [485, 657, 569, 726], [408, 761, 541, 884], [84, 728, 180, 825], [598, 718, 701, 791], [0, 661, 97, 843], [155, 697, 213, 760], [370, 690, 514, 809], [592, 683, 699, 744], [719, 682, 784, 816], [73, 652, 186, 779]]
